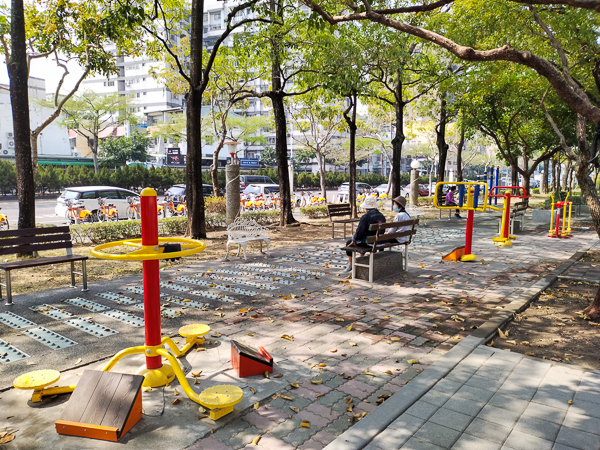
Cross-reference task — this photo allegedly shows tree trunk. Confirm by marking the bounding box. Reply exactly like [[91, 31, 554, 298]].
[[185, 0, 207, 239], [511, 163, 519, 187], [573, 115, 600, 320], [344, 92, 358, 218], [211, 135, 226, 197], [568, 166, 575, 191], [390, 76, 404, 201], [522, 173, 531, 196], [561, 159, 571, 190], [456, 124, 465, 182], [8, 0, 35, 232], [318, 151, 327, 200], [556, 158, 562, 192], [551, 156, 557, 192], [436, 93, 448, 183], [92, 138, 99, 173], [271, 93, 294, 225], [541, 159, 549, 194]]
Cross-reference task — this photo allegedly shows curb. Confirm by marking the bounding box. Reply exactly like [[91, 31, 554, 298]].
[[325, 237, 598, 450]]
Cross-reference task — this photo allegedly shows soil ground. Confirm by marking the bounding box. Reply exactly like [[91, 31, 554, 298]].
[[493, 278, 600, 370]]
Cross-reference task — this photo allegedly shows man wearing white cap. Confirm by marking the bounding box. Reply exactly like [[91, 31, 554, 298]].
[[344, 196, 385, 272]]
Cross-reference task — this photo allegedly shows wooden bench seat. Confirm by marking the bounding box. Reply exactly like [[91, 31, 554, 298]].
[[343, 219, 419, 282], [0, 226, 88, 305], [327, 204, 360, 239]]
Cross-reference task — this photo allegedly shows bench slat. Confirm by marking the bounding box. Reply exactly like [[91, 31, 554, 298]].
[[331, 218, 360, 224], [368, 219, 419, 231], [328, 210, 352, 217], [0, 254, 87, 271], [0, 241, 72, 256], [0, 226, 70, 239], [0, 233, 72, 248], [366, 229, 416, 244]]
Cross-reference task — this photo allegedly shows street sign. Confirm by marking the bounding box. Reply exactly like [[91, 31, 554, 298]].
[[239, 158, 259, 169], [166, 148, 186, 166]]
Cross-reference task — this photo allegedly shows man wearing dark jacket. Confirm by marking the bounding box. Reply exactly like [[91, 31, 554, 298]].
[[344, 196, 386, 272]]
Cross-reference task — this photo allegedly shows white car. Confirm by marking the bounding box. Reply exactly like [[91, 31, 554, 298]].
[[55, 186, 139, 221], [374, 184, 388, 195], [243, 184, 280, 195]]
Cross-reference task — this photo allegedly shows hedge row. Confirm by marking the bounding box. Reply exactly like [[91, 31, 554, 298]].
[[69, 211, 280, 245]]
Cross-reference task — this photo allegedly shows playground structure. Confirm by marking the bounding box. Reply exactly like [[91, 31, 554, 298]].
[[548, 192, 573, 238], [14, 188, 244, 442], [489, 186, 531, 246], [434, 181, 490, 262]]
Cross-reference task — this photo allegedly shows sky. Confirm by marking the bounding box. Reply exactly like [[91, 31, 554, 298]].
[[0, 55, 88, 93]]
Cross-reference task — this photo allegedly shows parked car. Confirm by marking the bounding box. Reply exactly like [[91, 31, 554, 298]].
[[55, 186, 139, 221], [240, 175, 275, 191], [401, 184, 429, 198], [244, 184, 280, 195], [337, 182, 372, 194], [165, 184, 219, 198], [374, 184, 388, 195]]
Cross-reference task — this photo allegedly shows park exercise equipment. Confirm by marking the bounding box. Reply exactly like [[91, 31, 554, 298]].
[[548, 192, 573, 238], [434, 181, 490, 262], [489, 186, 531, 246], [15, 188, 243, 423], [0, 207, 8, 230]]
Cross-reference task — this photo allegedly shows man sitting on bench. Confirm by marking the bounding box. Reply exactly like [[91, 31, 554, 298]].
[[446, 186, 462, 219], [344, 196, 385, 272]]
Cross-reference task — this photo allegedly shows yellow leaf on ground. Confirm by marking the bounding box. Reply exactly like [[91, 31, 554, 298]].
[[290, 382, 300, 388], [239, 308, 248, 314], [290, 406, 299, 413], [311, 380, 323, 384], [171, 398, 181, 405], [347, 324, 353, 331], [252, 435, 262, 445], [349, 342, 357, 347], [407, 359, 419, 365], [75, 358, 82, 365], [264, 371, 270, 379], [280, 394, 293, 401], [498, 328, 507, 339], [281, 335, 294, 341], [274, 372, 283, 378], [254, 402, 259, 409], [300, 421, 310, 428]]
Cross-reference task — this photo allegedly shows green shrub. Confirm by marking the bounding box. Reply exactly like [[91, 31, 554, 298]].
[[300, 205, 328, 219], [70, 211, 279, 245], [205, 196, 227, 214], [532, 188, 540, 194]]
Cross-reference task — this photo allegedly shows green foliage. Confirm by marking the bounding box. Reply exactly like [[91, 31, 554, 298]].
[[100, 132, 151, 167], [532, 188, 540, 194], [0, 160, 17, 194], [70, 211, 279, 244], [259, 146, 277, 166], [205, 196, 226, 214], [299, 205, 328, 219]]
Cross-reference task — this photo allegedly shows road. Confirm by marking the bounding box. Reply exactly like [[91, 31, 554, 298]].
[[0, 188, 345, 227], [0, 196, 66, 226]]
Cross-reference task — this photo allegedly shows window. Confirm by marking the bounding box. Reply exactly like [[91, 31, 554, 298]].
[[211, 12, 221, 21], [80, 191, 97, 200], [136, 93, 140, 98], [99, 190, 119, 200], [143, 92, 147, 96], [103, 81, 115, 87], [203, 13, 208, 21]]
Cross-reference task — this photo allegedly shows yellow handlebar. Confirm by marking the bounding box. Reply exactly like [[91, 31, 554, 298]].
[[433, 182, 489, 212], [91, 237, 206, 261]]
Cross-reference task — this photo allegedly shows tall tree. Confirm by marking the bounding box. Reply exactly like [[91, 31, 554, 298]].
[[144, 0, 268, 237], [62, 92, 137, 173], [289, 95, 344, 200], [99, 132, 151, 167]]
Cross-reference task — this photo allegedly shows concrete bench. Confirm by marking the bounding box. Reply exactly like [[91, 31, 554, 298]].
[[225, 217, 270, 261], [343, 219, 419, 282]]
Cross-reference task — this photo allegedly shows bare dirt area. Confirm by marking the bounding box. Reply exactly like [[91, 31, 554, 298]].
[[581, 251, 600, 263], [3, 222, 334, 296], [493, 280, 600, 370]]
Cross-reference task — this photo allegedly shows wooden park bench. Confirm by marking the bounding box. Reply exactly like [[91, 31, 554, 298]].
[[0, 226, 88, 305], [225, 216, 270, 261], [343, 219, 419, 282], [327, 203, 360, 239]]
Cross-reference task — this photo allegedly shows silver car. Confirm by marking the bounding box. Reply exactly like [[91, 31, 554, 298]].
[[55, 186, 139, 221]]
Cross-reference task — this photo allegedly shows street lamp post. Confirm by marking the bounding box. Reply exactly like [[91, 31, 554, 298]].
[[410, 159, 420, 206]]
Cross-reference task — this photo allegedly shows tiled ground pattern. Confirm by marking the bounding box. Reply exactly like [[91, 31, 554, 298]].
[[365, 345, 600, 450]]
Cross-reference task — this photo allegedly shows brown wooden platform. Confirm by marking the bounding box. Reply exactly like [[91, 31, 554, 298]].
[[55, 370, 144, 442]]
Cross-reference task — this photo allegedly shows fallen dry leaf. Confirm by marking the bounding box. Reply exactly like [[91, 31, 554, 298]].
[[407, 359, 419, 365], [171, 398, 181, 406], [254, 402, 260, 410], [252, 435, 262, 446], [290, 406, 299, 413], [310, 380, 323, 385], [349, 342, 357, 347], [274, 372, 283, 378], [290, 382, 300, 388]]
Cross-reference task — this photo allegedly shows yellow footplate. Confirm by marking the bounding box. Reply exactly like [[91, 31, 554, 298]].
[[199, 385, 243, 420], [179, 324, 210, 345], [14, 369, 61, 390]]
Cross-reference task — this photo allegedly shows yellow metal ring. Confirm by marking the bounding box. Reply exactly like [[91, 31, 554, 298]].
[[91, 237, 206, 261]]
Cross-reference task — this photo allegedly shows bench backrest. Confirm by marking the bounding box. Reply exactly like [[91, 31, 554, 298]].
[[227, 216, 269, 238], [327, 204, 352, 222], [512, 201, 528, 212], [0, 226, 73, 256], [365, 219, 419, 246]]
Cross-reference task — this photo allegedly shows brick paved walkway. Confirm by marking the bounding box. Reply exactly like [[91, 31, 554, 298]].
[[0, 226, 595, 449], [365, 345, 600, 450]]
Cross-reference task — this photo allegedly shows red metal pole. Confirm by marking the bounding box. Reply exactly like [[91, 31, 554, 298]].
[[503, 194, 511, 239], [555, 207, 561, 238], [465, 209, 474, 255], [140, 188, 161, 370]]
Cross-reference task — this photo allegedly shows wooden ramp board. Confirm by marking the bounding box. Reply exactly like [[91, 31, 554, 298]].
[[55, 370, 144, 442]]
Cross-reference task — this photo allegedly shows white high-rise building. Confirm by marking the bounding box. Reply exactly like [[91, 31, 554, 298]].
[[82, 46, 186, 115]]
